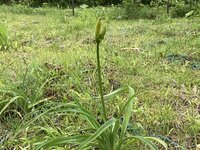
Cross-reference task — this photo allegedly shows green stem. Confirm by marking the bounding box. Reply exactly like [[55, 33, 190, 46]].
[[96, 42, 107, 121]]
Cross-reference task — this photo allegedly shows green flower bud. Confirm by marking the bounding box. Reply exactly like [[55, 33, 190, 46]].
[[95, 18, 102, 41], [95, 17, 107, 43], [98, 26, 106, 41]]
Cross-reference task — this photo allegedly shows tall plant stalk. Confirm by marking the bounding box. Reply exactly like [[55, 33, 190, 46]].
[[96, 42, 106, 121], [72, 0, 75, 16], [166, 0, 170, 16], [95, 18, 107, 122]]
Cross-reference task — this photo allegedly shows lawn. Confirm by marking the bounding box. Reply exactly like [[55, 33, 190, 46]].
[[0, 5, 199, 149]]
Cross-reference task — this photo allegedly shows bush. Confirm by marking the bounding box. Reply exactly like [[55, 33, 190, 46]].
[[141, 0, 152, 5], [171, 5, 191, 18], [19, 0, 70, 7], [0, 0, 12, 4], [0, 0, 123, 7], [124, 2, 157, 19]]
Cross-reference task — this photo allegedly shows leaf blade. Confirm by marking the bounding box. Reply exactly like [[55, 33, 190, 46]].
[[77, 118, 116, 150], [120, 86, 136, 139], [35, 135, 91, 150]]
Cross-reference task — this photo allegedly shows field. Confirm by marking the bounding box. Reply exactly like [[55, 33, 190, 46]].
[[0, 5, 199, 149]]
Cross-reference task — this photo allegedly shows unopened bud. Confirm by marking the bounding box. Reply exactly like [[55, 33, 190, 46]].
[[95, 18, 102, 41]]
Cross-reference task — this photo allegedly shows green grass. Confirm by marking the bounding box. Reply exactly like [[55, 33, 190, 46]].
[[0, 24, 8, 49], [0, 4, 199, 149]]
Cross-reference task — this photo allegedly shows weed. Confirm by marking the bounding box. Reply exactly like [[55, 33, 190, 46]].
[[33, 18, 167, 150], [171, 5, 191, 18], [124, 3, 158, 19], [0, 67, 53, 116], [0, 24, 8, 50]]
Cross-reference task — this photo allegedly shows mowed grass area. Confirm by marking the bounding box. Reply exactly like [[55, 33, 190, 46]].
[[0, 5, 199, 149]]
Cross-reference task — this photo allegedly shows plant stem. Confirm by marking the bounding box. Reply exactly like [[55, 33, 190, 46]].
[[72, 0, 75, 16], [96, 42, 107, 121]]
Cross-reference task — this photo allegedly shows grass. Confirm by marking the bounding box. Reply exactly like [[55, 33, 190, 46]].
[[0, 24, 8, 50], [0, 4, 199, 149]]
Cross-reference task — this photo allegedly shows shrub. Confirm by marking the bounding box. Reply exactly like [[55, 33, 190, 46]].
[[124, 2, 157, 19], [0, 0, 12, 4], [171, 5, 191, 18], [0, 0, 123, 7]]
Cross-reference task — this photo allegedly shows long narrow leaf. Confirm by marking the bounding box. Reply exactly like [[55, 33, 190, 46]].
[[48, 108, 100, 128], [0, 96, 20, 115], [93, 86, 128, 100], [35, 135, 91, 150], [103, 86, 128, 99], [22, 103, 100, 129], [77, 118, 116, 150], [28, 97, 53, 109], [121, 136, 160, 150], [69, 92, 100, 128], [33, 77, 55, 102], [145, 137, 168, 149], [120, 86, 136, 139], [111, 119, 120, 149]]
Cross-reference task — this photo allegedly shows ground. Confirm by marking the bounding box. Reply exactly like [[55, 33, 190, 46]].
[[0, 5, 199, 149]]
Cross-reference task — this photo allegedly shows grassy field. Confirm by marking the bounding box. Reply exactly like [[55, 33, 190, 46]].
[[0, 5, 199, 149]]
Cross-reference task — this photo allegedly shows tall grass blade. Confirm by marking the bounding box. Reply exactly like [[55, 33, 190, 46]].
[[0, 96, 20, 115], [0, 24, 8, 48], [28, 97, 52, 109]]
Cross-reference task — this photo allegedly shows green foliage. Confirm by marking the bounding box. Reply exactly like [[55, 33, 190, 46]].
[[0, 24, 8, 50], [0, 0, 12, 4], [0, 0, 123, 7], [185, 10, 194, 17], [171, 5, 191, 18], [33, 86, 167, 149], [0, 67, 51, 115], [0, 5, 199, 149], [124, 2, 158, 19], [33, 18, 167, 150]]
